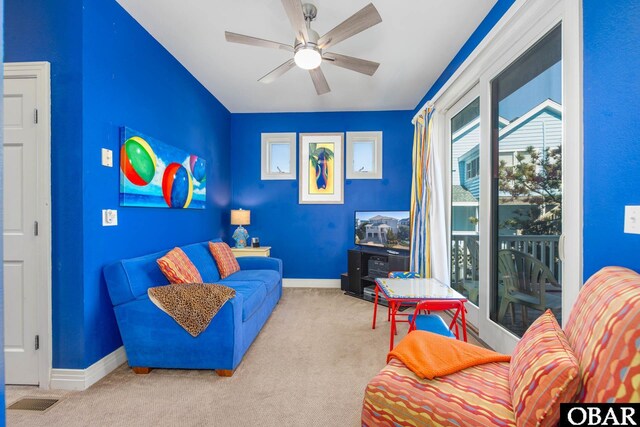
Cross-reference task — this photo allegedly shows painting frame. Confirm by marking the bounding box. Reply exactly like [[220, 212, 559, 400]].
[[299, 133, 344, 204]]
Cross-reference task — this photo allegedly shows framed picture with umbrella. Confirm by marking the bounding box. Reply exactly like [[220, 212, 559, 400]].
[[299, 133, 344, 204]]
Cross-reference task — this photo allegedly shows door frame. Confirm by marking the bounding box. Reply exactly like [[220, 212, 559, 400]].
[[4, 61, 52, 388], [429, 0, 583, 353]]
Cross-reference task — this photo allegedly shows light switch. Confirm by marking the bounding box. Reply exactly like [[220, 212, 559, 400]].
[[102, 148, 113, 167], [624, 206, 640, 234], [102, 209, 118, 226]]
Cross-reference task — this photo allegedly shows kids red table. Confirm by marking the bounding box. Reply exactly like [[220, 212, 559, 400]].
[[374, 277, 468, 350]]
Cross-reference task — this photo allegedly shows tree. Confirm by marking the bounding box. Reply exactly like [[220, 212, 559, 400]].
[[498, 145, 562, 235], [356, 223, 368, 241], [386, 229, 398, 246]]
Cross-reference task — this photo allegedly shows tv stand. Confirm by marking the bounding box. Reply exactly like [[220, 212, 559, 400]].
[[342, 247, 410, 300]]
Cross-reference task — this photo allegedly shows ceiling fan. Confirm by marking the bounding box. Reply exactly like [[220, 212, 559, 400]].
[[225, 1, 382, 95]]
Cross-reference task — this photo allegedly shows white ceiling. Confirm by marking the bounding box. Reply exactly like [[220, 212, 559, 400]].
[[115, 0, 497, 113]]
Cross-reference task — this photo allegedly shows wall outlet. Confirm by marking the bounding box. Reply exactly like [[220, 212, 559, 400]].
[[102, 209, 118, 226], [624, 206, 640, 234], [101, 148, 113, 167]]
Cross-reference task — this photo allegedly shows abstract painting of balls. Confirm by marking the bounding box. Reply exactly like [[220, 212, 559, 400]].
[[120, 127, 206, 209]]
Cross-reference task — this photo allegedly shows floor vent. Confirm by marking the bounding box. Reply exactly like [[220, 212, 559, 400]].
[[7, 398, 59, 411]]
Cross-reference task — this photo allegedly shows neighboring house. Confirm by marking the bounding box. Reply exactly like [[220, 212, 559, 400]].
[[452, 99, 562, 234], [363, 215, 401, 245], [367, 215, 399, 233], [365, 223, 391, 244]]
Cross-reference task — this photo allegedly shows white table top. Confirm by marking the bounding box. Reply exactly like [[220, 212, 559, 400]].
[[375, 277, 467, 300]]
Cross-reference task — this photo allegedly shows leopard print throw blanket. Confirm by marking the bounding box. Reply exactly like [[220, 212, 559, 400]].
[[148, 283, 236, 337]]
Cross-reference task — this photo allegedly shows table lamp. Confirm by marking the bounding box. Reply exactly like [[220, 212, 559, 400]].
[[231, 209, 250, 248]]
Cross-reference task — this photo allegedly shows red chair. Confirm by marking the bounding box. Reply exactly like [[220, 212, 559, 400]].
[[372, 271, 420, 330], [409, 300, 467, 341]]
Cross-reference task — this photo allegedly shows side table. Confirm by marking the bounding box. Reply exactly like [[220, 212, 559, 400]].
[[230, 246, 271, 257]]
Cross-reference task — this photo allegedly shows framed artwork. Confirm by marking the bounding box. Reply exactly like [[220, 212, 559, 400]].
[[120, 127, 206, 209], [346, 131, 383, 179], [261, 133, 296, 180], [299, 133, 344, 204]]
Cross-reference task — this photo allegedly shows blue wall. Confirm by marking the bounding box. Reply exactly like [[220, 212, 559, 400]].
[[582, 0, 640, 278], [80, 0, 231, 368], [5, 0, 231, 368], [5, 0, 86, 368], [231, 111, 413, 278]]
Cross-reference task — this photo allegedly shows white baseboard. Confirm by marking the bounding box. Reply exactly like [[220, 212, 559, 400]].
[[283, 278, 341, 289], [50, 346, 127, 391]]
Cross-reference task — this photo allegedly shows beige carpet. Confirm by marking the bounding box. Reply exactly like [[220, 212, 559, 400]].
[[6, 288, 480, 427]]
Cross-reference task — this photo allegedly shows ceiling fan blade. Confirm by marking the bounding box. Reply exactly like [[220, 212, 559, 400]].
[[317, 3, 382, 50], [281, 0, 310, 44], [225, 31, 293, 52], [323, 52, 380, 76], [309, 68, 330, 95], [259, 59, 297, 84]]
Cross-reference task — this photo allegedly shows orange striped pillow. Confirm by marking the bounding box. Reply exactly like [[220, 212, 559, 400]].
[[157, 247, 203, 284], [208, 242, 240, 279], [509, 310, 580, 427]]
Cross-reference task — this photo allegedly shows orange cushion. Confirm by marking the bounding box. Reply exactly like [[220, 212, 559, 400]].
[[156, 247, 203, 284], [209, 242, 240, 279], [509, 310, 581, 427]]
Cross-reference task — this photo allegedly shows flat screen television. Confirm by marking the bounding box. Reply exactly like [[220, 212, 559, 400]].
[[355, 211, 411, 252]]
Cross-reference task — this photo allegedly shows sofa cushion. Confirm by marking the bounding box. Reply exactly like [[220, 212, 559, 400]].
[[209, 242, 240, 279], [362, 358, 515, 427], [223, 269, 281, 294], [222, 281, 267, 322], [509, 310, 580, 427], [157, 247, 203, 284], [564, 266, 640, 403], [181, 242, 221, 283]]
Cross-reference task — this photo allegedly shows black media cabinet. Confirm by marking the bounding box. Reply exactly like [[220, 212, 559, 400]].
[[342, 247, 410, 303]]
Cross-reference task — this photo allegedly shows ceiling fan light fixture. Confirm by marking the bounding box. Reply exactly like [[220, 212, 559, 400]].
[[294, 47, 322, 70]]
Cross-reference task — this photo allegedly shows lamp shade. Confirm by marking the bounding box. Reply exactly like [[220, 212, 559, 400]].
[[231, 209, 250, 226]]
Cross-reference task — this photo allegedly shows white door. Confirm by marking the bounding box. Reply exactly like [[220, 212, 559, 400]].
[[4, 75, 40, 385]]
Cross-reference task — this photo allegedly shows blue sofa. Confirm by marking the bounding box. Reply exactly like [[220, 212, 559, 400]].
[[103, 239, 282, 376]]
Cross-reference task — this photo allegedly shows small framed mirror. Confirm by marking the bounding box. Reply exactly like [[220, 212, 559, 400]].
[[261, 133, 296, 180], [346, 131, 382, 179]]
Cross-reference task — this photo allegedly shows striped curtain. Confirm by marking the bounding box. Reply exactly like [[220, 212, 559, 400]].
[[410, 107, 449, 284]]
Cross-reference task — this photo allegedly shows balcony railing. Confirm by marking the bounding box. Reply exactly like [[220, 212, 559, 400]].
[[451, 233, 561, 285]]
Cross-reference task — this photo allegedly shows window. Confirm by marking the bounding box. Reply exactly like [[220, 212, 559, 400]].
[[261, 133, 296, 180], [491, 24, 563, 337], [466, 157, 479, 180], [346, 131, 382, 179], [450, 95, 480, 307]]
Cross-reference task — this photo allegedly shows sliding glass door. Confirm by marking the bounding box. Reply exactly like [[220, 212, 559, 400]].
[[448, 90, 481, 325], [490, 25, 563, 337]]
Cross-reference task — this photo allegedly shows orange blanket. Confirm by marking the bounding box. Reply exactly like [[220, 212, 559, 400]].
[[387, 330, 511, 379]]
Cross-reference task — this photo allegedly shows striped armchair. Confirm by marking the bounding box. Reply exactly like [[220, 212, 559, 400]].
[[362, 266, 640, 426]]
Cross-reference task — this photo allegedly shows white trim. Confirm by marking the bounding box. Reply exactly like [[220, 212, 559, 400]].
[[50, 346, 127, 391], [283, 279, 341, 288], [4, 62, 52, 389], [427, 0, 583, 353], [261, 133, 296, 180], [346, 131, 383, 179], [559, 0, 583, 324]]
